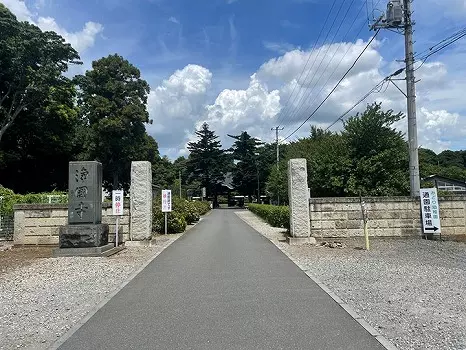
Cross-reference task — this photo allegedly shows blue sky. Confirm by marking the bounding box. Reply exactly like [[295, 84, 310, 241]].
[[4, 0, 466, 157]]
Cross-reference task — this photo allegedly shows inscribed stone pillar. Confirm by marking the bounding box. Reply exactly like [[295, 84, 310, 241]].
[[287, 159, 315, 245], [58, 161, 109, 248], [68, 161, 102, 224], [130, 161, 152, 241]]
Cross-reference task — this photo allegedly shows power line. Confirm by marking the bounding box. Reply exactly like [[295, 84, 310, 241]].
[[413, 27, 466, 61], [279, 0, 360, 129], [325, 26, 466, 130], [275, 0, 339, 127], [324, 68, 404, 131], [281, 29, 381, 142], [276, 0, 344, 127], [284, 5, 369, 132]]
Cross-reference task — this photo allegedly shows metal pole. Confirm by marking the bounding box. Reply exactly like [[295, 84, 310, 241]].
[[404, 0, 420, 198], [276, 127, 279, 171], [271, 126, 284, 205], [179, 171, 182, 198], [115, 216, 119, 247], [257, 169, 260, 203], [164, 212, 168, 235]]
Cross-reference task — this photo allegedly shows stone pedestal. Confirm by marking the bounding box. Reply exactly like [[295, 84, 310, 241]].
[[59, 224, 109, 248], [130, 161, 153, 241], [288, 159, 312, 243]]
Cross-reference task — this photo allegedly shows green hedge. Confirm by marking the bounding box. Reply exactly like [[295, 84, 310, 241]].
[[248, 203, 290, 230], [152, 197, 210, 234], [0, 187, 67, 215]]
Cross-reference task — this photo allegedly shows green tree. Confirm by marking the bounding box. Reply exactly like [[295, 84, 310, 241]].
[[265, 163, 288, 205], [342, 102, 409, 196], [438, 150, 465, 168], [0, 5, 80, 142], [75, 54, 151, 191], [0, 84, 81, 193], [286, 131, 351, 197], [187, 123, 225, 206], [152, 156, 176, 189], [228, 131, 262, 199]]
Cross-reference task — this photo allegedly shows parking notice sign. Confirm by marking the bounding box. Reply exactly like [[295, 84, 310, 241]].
[[420, 188, 441, 234], [162, 190, 172, 213], [112, 190, 124, 216]]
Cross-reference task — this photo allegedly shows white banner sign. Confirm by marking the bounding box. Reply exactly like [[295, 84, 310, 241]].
[[420, 188, 441, 234], [112, 190, 124, 216], [162, 190, 172, 213]]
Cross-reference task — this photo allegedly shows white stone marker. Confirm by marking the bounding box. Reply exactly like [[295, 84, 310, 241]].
[[130, 161, 152, 241], [287, 158, 316, 245]]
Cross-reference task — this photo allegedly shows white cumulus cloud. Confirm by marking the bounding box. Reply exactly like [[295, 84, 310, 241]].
[[202, 73, 281, 135], [146, 65, 213, 152], [3, 0, 103, 53]]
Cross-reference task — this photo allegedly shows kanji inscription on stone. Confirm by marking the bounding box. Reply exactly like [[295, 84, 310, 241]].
[[68, 161, 103, 224]]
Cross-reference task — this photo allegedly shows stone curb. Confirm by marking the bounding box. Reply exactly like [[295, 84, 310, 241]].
[[48, 215, 206, 350], [235, 211, 398, 350]]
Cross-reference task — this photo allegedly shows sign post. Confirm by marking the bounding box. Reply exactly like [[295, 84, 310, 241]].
[[420, 188, 441, 239], [162, 190, 172, 235], [112, 190, 124, 247]]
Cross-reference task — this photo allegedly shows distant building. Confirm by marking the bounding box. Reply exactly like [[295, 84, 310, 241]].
[[422, 175, 466, 195]]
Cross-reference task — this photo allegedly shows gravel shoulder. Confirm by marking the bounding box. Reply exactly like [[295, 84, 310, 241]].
[[236, 210, 466, 350], [0, 233, 183, 350]]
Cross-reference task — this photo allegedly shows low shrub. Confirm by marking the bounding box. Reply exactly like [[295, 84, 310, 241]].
[[248, 203, 290, 230], [152, 206, 187, 234], [0, 187, 67, 215], [152, 197, 210, 233], [192, 200, 211, 215], [167, 211, 187, 233]]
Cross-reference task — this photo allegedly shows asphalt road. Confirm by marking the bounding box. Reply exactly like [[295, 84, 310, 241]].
[[57, 209, 386, 350]]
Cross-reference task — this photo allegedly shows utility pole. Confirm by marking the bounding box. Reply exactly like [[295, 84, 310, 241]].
[[271, 126, 284, 171], [179, 170, 182, 198], [403, 0, 420, 198], [271, 126, 284, 205], [371, 0, 420, 197]]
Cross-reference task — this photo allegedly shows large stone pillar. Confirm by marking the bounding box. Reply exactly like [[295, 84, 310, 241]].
[[53, 161, 112, 257], [287, 158, 315, 245], [130, 161, 152, 241]]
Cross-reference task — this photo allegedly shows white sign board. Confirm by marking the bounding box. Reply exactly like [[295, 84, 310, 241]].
[[162, 190, 172, 213], [112, 190, 124, 216], [420, 188, 441, 234]]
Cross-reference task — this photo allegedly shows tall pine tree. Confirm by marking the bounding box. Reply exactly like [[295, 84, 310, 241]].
[[228, 131, 262, 199], [187, 123, 225, 206]]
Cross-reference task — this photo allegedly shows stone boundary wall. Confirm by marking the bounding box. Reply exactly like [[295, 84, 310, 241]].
[[13, 203, 130, 245], [310, 196, 466, 238]]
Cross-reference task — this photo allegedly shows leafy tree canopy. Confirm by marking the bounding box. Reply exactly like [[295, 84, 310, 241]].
[[0, 4, 80, 142], [75, 54, 151, 191]]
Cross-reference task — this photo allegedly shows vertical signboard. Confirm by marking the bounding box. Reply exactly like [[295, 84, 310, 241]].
[[112, 190, 124, 216], [420, 188, 441, 235], [162, 190, 172, 213], [112, 189, 124, 246]]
